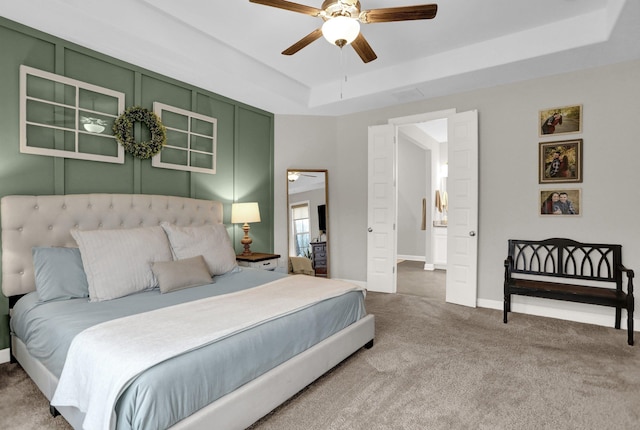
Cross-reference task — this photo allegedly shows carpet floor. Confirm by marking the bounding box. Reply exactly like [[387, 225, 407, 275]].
[[250, 292, 640, 430], [2, 267, 639, 429]]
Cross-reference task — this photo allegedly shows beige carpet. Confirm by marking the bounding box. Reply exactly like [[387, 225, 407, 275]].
[[396, 260, 445, 300], [2, 286, 639, 429], [0, 362, 72, 429], [251, 293, 640, 429]]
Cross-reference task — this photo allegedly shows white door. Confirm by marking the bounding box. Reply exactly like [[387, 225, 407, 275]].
[[445, 110, 479, 307], [366, 124, 397, 293]]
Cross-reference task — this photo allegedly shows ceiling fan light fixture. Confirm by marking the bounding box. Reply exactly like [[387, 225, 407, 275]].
[[288, 172, 300, 182], [80, 116, 107, 134], [322, 16, 360, 47]]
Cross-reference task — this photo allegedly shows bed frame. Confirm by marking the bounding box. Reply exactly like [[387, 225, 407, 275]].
[[1, 194, 375, 429]]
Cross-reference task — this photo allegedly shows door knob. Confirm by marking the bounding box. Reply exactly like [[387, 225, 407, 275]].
[[368, 227, 373, 232], [469, 231, 476, 236]]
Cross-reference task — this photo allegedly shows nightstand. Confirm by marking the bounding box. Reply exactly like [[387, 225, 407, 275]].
[[236, 252, 281, 271], [310, 242, 327, 277]]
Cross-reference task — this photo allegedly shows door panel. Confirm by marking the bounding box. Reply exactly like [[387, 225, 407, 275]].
[[366, 124, 396, 293], [445, 110, 479, 307]]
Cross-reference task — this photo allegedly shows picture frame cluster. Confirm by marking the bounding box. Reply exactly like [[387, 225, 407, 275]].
[[537, 104, 583, 216]]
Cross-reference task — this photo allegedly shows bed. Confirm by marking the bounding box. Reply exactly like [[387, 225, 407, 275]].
[[1, 193, 375, 430]]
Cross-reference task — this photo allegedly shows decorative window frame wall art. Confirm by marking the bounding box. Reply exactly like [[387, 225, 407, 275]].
[[20, 65, 125, 164], [539, 139, 583, 183], [538, 104, 582, 137], [152, 102, 217, 175], [539, 188, 582, 216]]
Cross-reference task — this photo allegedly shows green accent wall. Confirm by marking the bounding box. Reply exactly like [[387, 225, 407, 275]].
[[0, 17, 275, 350]]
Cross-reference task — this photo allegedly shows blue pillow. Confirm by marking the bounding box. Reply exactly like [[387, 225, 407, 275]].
[[32, 247, 89, 302]]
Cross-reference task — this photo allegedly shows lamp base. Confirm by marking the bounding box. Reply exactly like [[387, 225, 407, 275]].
[[240, 223, 253, 256], [241, 247, 253, 256]]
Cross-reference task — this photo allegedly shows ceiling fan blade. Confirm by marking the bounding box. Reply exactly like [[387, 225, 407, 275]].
[[351, 33, 377, 63], [361, 4, 438, 23], [282, 28, 323, 55], [249, 0, 322, 16]]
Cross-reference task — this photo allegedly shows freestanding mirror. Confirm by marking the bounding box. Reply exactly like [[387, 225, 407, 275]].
[[287, 169, 329, 277]]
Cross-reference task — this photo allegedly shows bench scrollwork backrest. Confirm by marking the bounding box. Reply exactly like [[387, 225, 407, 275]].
[[508, 238, 622, 286]]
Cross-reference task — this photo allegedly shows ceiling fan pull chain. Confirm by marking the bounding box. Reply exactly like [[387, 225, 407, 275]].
[[340, 48, 345, 99], [340, 47, 350, 100], [344, 47, 349, 85]]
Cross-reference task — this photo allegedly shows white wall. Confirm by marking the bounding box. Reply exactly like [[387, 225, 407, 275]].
[[275, 59, 640, 322]]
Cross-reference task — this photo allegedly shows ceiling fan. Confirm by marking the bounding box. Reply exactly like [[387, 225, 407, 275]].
[[288, 171, 318, 181], [249, 0, 438, 63]]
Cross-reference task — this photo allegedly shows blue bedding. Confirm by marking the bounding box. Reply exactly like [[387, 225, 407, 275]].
[[11, 268, 367, 430]]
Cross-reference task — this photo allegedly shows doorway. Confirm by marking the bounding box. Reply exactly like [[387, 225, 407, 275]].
[[396, 119, 448, 272], [367, 109, 478, 307], [396, 119, 448, 300]]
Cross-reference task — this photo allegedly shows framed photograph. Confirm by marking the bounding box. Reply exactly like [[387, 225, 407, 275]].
[[539, 139, 582, 183], [540, 189, 581, 216], [538, 104, 582, 137]]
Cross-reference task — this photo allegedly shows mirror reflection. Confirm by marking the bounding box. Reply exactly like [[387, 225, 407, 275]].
[[287, 169, 328, 277]]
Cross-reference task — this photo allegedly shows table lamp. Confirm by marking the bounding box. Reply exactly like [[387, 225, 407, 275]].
[[231, 202, 261, 256]]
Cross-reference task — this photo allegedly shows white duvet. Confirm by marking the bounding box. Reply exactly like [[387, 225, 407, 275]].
[[51, 275, 364, 430]]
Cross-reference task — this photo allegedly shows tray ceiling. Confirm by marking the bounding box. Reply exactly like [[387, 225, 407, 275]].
[[2, 0, 639, 115]]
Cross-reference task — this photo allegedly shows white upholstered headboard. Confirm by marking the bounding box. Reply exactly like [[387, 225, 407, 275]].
[[1, 194, 224, 297]]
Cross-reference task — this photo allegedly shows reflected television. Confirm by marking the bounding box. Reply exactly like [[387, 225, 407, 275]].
[[317, 204, 326, 233]]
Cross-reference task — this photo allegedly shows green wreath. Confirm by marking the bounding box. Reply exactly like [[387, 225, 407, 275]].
[[113, 106, 167, 159]]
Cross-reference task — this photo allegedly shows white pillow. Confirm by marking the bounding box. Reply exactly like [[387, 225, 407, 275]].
[[71, 226, 173, 302], [161, 222, 237, 276]]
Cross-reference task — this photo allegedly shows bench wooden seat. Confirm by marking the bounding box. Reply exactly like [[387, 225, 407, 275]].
[[503, 238, 635, 345]]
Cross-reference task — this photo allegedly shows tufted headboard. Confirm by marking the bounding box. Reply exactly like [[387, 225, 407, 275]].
[[1, 194, 224, 298]]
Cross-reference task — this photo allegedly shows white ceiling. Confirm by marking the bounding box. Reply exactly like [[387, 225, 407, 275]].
[[2, 0, 639, 116], [288, 171, 326, 194], [415, 118, 447, 143]]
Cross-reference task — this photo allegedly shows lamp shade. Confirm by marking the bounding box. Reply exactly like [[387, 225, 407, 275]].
[[322, 16, 360, 47], [231, 202, 261, 224]]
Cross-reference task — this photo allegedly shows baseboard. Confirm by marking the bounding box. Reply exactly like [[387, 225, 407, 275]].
[[478, 297, 639, 332], [0, 347, 9, 364], [423, 263, 435, 271]]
